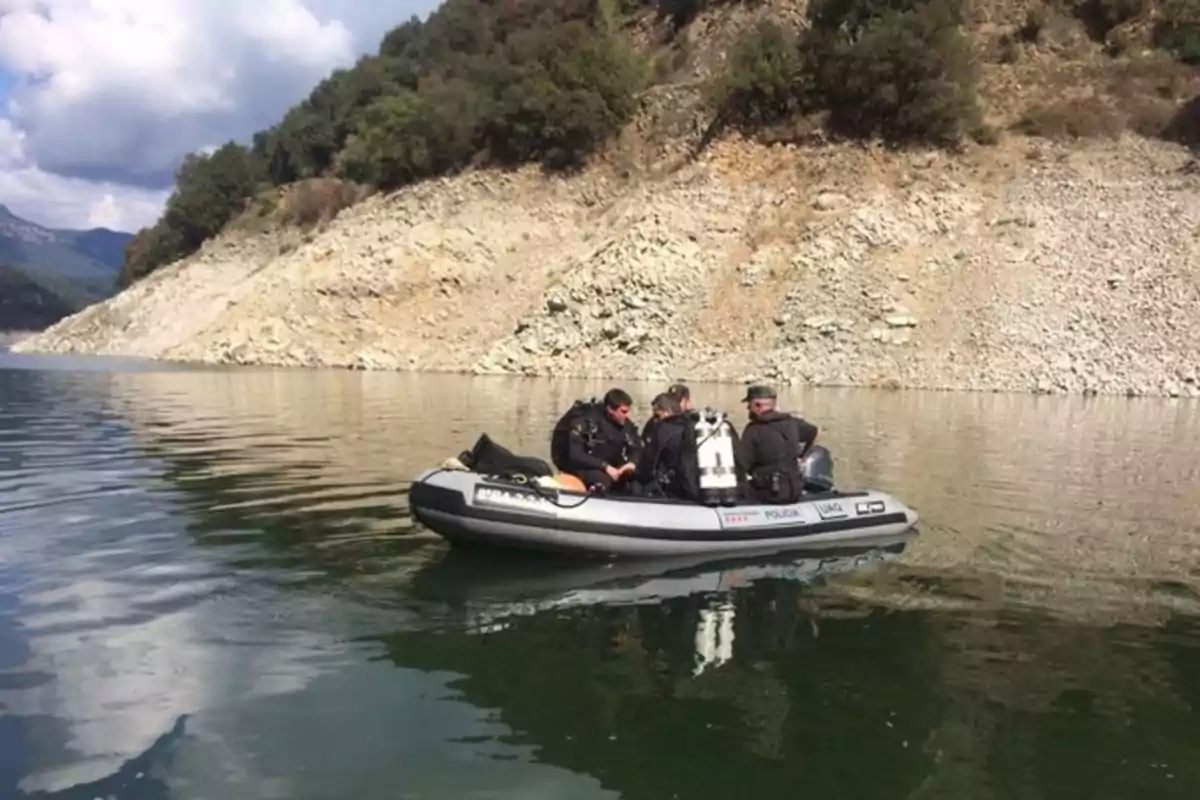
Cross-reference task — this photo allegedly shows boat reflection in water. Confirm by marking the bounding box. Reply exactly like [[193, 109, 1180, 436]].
[[407, 535, 912, 673], [364, 536, 937, 800]]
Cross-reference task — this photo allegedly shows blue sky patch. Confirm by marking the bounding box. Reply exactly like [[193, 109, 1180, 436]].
[[0, 69, 15, 116]]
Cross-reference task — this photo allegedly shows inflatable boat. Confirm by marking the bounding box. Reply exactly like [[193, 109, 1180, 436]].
[[409, 449, 919, 559]]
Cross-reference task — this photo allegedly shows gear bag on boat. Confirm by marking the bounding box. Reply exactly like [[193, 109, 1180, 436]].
[[457, 433, 553, 481]]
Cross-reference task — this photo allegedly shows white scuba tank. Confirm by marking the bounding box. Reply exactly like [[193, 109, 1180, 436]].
[[695, 408, 739, 506]]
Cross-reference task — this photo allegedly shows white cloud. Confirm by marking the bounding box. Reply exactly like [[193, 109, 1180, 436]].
[[86, 192, 123, 229], [0, 117, 169, 230], [0, 0, 437, 231]]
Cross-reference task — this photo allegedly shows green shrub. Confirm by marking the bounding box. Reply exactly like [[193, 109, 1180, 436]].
[[658, 0, 717, 31], [801, 0, 983, 144], [707, 0, 984, 145], [1067, 0, 1146, 41], [338, 85, 481, 189], [1018, 5, 1048, 42], [1163, 94, 1200, 147], [483, 19, 647, 169], [117, 223, 185, 289], [709, 21, 805, 128], [1154, 0, 1200, 64]]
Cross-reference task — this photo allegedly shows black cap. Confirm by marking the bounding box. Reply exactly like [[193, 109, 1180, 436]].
[[741, 384, 777, 402], [666, 382, 690, 400]]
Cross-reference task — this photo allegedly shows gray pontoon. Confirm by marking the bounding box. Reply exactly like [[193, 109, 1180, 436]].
[[409, 461, 919, 559]]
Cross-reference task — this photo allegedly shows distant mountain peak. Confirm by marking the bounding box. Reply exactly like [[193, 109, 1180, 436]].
[[0, 205, 133, 238], [0, 205, 27, 227], [0, 206, 135, 322], [0, 210, 58, 246]]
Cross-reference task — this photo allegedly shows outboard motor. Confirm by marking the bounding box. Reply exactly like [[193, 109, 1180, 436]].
[[695, 407, 739, 506], [798, 445, 835, 492]]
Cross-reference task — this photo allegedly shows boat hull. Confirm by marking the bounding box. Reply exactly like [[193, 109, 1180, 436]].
[[410, 468, 919, 560]]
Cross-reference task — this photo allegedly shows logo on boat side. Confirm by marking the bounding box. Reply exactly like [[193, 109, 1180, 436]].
[[764, 507, 802, 521], [814, 500, 848, 520], [855, 500, 886, 516], [474, 486, 556, 515], [719, 509, 762, 527]]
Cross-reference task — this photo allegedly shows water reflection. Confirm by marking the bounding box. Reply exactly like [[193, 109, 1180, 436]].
[[373, 555, 949, 799], [0, 367, 381, 794], [406, 543, 913, 681], [407, 542, 910, 634], [7, 716, 187, 800], [375, 548, 1200, 800], [1, 355, 1199, 798]]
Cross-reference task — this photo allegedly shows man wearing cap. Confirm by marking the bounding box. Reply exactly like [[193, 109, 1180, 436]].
[[640, 382, 696, 446], [668, 382, 695, 413], [631, 393, 702, 500], [738, 384, 819, 504]]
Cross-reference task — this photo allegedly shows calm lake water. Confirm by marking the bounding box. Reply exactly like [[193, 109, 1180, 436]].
[[1, 351, 1199, 799]]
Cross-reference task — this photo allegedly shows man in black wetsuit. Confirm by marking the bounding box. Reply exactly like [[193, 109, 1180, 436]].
[[641, 382, 695, 446], [633, 393, 701, 501], [669, 382, 695, 413], [552, 387, 643, 494], [738, 385, 819, 504]]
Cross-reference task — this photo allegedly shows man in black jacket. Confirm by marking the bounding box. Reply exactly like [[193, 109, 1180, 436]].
[[738, 385, 819, 504], [633, 393, 701, 501], [640, 382, 695, 446], [552, 387, 643, 493]]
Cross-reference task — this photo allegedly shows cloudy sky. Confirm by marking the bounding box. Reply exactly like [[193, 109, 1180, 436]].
[[0, 0, 438, 233]]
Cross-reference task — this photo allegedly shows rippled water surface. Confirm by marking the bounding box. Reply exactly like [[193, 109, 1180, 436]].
[[2, 352, 1200, 799]]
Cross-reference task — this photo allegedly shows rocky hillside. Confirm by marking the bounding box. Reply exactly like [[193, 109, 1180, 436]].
[[14, 0, 1200, 397], [18, 133, 1200, 397]]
